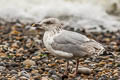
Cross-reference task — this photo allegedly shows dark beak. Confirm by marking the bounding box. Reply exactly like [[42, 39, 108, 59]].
[[32, 23, 44, 30]]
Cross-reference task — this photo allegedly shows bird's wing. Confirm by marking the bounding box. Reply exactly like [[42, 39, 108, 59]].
[[53, 30, 90, 44], [51, 30, 104, 57]]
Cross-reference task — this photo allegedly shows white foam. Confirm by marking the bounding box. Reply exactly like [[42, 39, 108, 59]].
[[0, 0, 120, 31]]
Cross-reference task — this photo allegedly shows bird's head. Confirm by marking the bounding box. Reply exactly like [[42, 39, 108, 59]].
[[32, 18, 63, 31]]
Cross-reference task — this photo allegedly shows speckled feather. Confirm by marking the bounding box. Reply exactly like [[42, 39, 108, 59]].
[[41, 18, 105, 59], [52, 30, 104, 58]]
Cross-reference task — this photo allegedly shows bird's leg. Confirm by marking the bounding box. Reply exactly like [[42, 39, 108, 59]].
[[74, 59, 79, 76], [64, 60, 69, 75]]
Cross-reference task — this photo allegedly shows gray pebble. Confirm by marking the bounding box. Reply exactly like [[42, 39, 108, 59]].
[[0, 77, 8, 80], [10, 70, 18, 75], [20, 71, 30, 78], [0, 66, 5, 71], [51, 75, 60, 80], [0, 62, 5, 66], [98, 75, 108, 80], [73, 67, 92, 75], [31, 66, 38, 69], [48, 69, 56, 75]]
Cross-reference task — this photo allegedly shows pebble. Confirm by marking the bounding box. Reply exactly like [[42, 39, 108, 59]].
[[31, 72, 40, 78], [51, 75, 60, 80], [98, 75, 108, 80], [41, 77, 48, 80], [10, 70, 18, 75], [55, 60, 64, 63], [0, 62, 5, 66], [10, 63, 19, 67], [0, 77, 8, 80], [73, 67, 92, 75], [18, 71, 30, 79], [23, 59, 36, 66], [0, 66, 6, 71], [48, 69, 56, 75], [116, 61, 120, 67], [19, 76, 29, 80], [69, 61, 73, 65], [10, 76, 16, 80], [0, 23, 120, 79]]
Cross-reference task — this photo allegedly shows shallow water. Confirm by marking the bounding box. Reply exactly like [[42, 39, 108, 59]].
[[0, 0, 120, 31]]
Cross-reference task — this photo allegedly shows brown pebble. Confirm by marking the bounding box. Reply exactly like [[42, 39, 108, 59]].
[[41, 77, 48, 80], [23, 59, 36, 66]]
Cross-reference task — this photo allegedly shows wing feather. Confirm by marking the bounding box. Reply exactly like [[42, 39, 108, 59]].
[[51, 30, 104, 57]]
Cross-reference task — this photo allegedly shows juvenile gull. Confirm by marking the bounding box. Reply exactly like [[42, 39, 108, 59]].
[[33, 18, 105, 76]]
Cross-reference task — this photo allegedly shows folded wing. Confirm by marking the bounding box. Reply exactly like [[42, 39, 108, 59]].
[[51, 30, 104, 58]]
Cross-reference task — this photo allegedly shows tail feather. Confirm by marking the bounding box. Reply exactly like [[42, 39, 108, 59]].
[[82, 39, 105, 56]]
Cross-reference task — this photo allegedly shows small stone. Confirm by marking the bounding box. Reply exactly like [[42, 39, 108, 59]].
[[41, 77, 48, 80], [10, 70, 18, 75], [116, 61, 120, 67], [59, 67, 65, 73], [103, 38, 110, 42], [32, 56, 40, 60], [0, 53, 7, 58], [11, 43, 19, 48], [98, 75, 108, 80], [16, 53, 23, 57], [31, 72, 40, 77], [0, 77, 8, 80], [110, 41, 117, 45], [114, 73, 118, 77], [98, 61, 106, 66], [55, 60, 64, 63], [73, 67, 92, 75], [113, 69, 118, 74], [31, 70, 39, 74], [69, 61, 73, 65], [10, 29, 21, 35], [0, 62, 5, 66], [15, 36, 23, 40], [51, 75, 60, 80], [48, 69, 56, 75], [32, 74, 41, 79], [23, 59, 36, 66], [0, 66, 5, 71], [25, 68, 32, 72], [48, 63, 56, 67], [19, 76, 29, 80], [19, 71, 30, 78], [10, 63, 19, 67], [10, 76, 16, 80]]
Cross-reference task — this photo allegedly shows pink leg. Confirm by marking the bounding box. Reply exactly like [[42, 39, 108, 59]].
[[74, 59, 79, 76], [64, 60, 69, 75]]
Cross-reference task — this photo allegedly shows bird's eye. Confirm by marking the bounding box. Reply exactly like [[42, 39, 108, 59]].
[[45, 21, 53, 24]]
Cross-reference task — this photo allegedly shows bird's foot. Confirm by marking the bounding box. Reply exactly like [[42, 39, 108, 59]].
[[63, 71, 68, 76], [69, 72, 78, 78], [62, 72, 68, 79]]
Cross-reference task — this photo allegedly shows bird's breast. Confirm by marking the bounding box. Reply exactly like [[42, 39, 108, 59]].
[[43, 31, 62, 46], [43, 32, 54, 52], [43, 31, 73, 58], [43, 31, 61, 56]]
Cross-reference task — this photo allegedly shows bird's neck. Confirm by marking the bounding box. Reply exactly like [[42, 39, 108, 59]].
[[46, 27, 62, 36], [53, 27, 62, 33]]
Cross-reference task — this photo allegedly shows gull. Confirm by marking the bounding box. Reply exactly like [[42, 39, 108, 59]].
[[33, 18, 105, 76]]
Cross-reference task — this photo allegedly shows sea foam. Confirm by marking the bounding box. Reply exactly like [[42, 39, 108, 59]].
[[0, 0, 120, 31]]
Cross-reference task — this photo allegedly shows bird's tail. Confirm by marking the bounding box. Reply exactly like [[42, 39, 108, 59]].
[[83, 39, 105, 56], [91, 39, 105, 56], [97, 46, 105, 56]]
